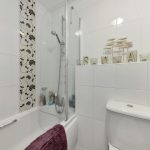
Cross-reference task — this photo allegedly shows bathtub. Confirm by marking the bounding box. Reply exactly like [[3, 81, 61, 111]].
[[0, 106, 78, 150]]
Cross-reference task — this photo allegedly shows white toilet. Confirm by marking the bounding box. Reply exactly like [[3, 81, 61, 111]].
[[106, 100, 150, 150]]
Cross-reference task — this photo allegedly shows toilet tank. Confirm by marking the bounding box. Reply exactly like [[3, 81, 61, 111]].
[[106, 100, 150, 150]]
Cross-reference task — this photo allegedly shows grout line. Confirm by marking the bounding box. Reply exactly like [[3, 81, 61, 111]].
[[79, 84, 148, 91]]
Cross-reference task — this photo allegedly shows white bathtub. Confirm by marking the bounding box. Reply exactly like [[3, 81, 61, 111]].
[[0, 107, 78, 150]]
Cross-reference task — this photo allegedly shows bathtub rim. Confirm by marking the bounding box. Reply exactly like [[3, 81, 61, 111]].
[[0, 107, 38, 129], [0, 106, 77, 130]]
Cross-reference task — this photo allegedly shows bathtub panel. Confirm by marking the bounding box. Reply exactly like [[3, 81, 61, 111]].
[[65, 116, 78, 150], [0, 109, 40, 150], [0, 108, 77, 150]]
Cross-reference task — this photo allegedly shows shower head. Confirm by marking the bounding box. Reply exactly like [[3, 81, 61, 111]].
[[51, 31, 57, 36], [51, 30, 61, 44]]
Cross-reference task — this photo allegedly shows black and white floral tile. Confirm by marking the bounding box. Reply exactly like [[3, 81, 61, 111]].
[[19, 0, 36, 111]]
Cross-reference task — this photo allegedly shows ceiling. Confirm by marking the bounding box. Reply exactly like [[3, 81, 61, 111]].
[[37, 0, 66, 11]]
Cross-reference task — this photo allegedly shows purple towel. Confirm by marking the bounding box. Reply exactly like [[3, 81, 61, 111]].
[[25, 124, 67, 150]]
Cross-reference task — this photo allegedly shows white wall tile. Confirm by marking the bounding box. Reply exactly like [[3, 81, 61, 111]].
[[77, 116, 107, 150], [73, 0, 150, 60], [0, 0, 19, 55], [0, 0, 19, 121], [93, 121, 107, 150], [76, 86, 93, 117], [94, 87, 114, 121], [115, 0, 142, 21], [115, 63, 147, 90], [148, 92, 150, 106], [74, 0, 150, 148], [76, 63, 149, 150], [36, 1, 67, 100], [75, 145, 88, 150], [147, 63, 150, 91], [76, 66, 94, 86], [141, 18, 150, 53], [0, 86, 19, 120], [79, 0, 117, 33], [135, 0, 150, 18], [116, 20, 142, 52], [94, 65, 115, 88], [82, 26, 116, 58], [0, 55, 19, 86], [36, 2, 59, 93], [114, 89, 148, 105], [77, 116, 93, 150]]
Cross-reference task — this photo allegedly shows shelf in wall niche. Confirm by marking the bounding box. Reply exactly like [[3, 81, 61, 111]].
[[77, 61, 150, 67], [107, 100, 150, 121]]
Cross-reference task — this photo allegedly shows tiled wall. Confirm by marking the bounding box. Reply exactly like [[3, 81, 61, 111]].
[[0, 0, 36, 120], [36, 2, 69, 104], [19, 0, 36, 111], [76, 62, 150, 150], [0, 0, 19, 120], [70, 0, 150, 61], [36, 1, 62, 94]]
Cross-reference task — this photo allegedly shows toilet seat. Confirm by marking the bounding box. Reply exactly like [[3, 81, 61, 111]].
[[109, 144, 119, 150]]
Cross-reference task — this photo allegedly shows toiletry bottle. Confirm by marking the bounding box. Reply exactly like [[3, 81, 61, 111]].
[[48, 91, 55, 105], [40, 87, 47, 106]]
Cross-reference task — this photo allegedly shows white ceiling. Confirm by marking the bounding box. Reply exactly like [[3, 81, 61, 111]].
[[37, 0, 65, 11]]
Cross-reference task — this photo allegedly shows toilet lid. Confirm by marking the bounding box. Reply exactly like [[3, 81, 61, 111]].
[[109, 144, 119, 150]]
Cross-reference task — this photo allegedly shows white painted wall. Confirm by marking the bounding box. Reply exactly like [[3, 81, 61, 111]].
[[69, 0, 150, 62], [0, 0, 19, 121], [76, 62, 150, 150]]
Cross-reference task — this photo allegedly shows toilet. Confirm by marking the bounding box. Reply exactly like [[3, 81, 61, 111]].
[[106, 100, 150, 150]]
